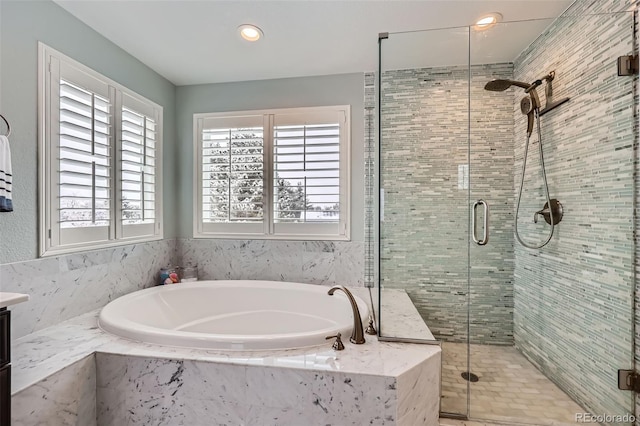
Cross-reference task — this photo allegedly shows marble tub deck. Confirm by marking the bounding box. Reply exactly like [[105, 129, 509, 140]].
[[11, 296, 441, 425]]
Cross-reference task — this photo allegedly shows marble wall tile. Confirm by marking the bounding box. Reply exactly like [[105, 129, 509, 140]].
[[12, 355, 96, 426], [1, 239, 176, 339], [334, 241, 366, 286], [234, 240, 305, 282], [178, 238, 365, 287], [302, 241, 336, 285]]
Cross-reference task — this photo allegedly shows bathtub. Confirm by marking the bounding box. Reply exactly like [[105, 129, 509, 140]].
[[98, 280, 369, 351]]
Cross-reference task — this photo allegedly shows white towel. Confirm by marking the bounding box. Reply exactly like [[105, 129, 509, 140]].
[[0, 135, 13, 212]]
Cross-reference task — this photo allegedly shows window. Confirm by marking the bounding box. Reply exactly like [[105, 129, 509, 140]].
[[39, 43, 162, 256], [194, 106, 350, 240]]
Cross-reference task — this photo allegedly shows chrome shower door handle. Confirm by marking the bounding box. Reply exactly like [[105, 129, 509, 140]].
[[472, 199, 489, 246]]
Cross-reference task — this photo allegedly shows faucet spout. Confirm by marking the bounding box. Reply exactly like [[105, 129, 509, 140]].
[[327, 286, 365, 344]]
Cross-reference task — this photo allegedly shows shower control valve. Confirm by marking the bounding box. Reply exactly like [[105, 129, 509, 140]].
[[533, 209, 547, 224], [533, 199, 563, 225]]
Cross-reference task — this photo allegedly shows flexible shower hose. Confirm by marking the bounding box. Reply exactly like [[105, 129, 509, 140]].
[[514, 109, 555, 249]]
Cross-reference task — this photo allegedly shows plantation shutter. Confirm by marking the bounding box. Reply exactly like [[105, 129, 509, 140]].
[[40, 44, 164, 256], [197, 115, 266, 235], [118, 92, 162, 239], [193, 106, 350, 240], [272, 110, 347, 237], [51, 58, 115, 247]]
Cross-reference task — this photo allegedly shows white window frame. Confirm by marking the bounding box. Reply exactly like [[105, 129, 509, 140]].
[[38, 43, 163, 257], [193, 106, 351, 241]]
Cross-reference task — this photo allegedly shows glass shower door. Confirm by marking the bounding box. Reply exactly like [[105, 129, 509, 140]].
[[377, 26, 471, 418]]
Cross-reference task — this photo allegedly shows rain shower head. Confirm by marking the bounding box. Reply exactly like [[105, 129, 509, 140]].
[[485, 78, 542, 137], [484, 79, 532, 91]]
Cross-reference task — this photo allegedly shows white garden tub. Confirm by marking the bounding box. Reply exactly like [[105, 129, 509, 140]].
[[98, 280, 368, 351]]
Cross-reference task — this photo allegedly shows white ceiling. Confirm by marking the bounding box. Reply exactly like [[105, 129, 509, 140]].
[[53, 0, 574, 86]]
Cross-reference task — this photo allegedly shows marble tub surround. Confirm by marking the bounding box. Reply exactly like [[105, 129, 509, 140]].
[[12, 305, 441, 425], [95, 352, 439, 425], [11, 311, 113, 394], [0, 239, 176, 338], [177, 238, 365, 287], [12, 355, 97, 426], [11, 287, 381, 394], [380, 289, 436, 340]]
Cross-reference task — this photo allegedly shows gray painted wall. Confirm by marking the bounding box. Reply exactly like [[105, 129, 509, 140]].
[[0, 0, 177, 264], [513, 2, 635, 418], [175, 73, 365, 242]]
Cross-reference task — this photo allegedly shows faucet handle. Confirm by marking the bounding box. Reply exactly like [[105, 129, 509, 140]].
[[534, 207, 551, 223], [326, 333, 345, 351], [365, 316, 377, 335]]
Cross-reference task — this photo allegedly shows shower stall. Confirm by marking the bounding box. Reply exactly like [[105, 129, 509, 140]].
[[370, 5, 636, 425]]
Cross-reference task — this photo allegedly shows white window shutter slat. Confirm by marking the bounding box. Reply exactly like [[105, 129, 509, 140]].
[[119, 93, 161, 239], [200, 123, 265, 233], [273, 122, 341, 225], [57, 75, 113, 245]]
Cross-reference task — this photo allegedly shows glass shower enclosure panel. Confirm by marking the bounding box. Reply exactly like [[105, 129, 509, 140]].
[[378, 10, 636, 424], [468, 12, 636, 423], [377, 27, 471, 417]]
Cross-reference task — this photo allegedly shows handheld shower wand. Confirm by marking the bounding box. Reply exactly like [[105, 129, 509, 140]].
[[484, 73, 566, 249]]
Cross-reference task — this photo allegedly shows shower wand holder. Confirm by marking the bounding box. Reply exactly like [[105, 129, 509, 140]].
[[534, 199, 563, 225]]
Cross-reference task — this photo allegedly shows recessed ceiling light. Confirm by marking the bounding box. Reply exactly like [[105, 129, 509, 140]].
[[238, 24, 263, 42], [473, 12, 503, 31]]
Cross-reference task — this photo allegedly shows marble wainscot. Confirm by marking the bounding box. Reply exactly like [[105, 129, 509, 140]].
[[177, 239, 366, 287], [11, 289, 441, 426], [0, 239, 175, 339]]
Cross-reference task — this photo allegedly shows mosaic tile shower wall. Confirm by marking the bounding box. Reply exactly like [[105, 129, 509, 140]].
[[364, 72, 376, 288], [378, 63, 515, 344], [512, 4, 636, 419]]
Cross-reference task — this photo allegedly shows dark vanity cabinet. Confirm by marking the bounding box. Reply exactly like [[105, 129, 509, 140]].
[[0, 308, 10, 425]]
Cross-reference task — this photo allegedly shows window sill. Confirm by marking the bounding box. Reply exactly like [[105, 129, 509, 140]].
[[192, 233, 350, 242], [39, 234, 164, 258]]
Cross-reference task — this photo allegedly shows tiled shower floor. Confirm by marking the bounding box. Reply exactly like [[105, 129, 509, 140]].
[[441, 342, 585, 425]]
